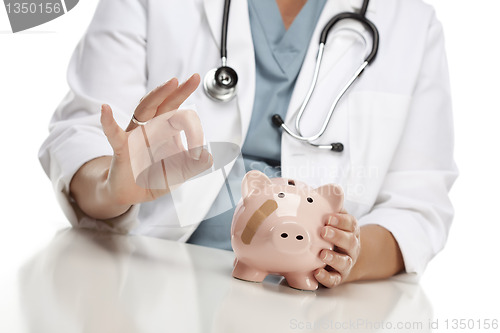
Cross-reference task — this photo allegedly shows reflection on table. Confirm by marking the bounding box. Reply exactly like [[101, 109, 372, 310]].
[[19, 228, 432, 332]]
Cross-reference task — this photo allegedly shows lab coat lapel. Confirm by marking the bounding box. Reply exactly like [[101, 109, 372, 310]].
[[203, 0, 223, 48], [171, 0, 254, 228], [228, 0, 255, 141], [203, 0, 255, 142]]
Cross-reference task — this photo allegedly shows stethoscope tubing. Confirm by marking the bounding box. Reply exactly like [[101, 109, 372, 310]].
[[321, 12, 379, 63], [276, 5, 379, 151], [285, 60, 369, 143], [294, 27, 369, 137], [220, 0, 231, 60], [287, 12, 379, 144]]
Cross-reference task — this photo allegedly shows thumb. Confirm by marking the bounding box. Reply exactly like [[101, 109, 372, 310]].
[[100, 104, 127, 155]]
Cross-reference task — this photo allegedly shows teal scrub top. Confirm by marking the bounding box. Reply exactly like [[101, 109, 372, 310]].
[[187, 0, 326, 250]]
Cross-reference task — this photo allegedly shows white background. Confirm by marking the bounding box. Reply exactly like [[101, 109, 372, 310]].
[[1, 0, 499, 330]]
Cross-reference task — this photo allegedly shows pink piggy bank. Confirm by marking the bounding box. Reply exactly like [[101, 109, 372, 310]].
[[231, 170, 344, 291]]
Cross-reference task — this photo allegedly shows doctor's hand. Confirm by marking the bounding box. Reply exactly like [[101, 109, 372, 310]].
[[70, 74, 213, 220], [314, 209, 361, 288]]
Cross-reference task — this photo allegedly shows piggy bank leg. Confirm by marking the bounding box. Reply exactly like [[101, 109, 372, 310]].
[[284, 272, 318, 291], [232, 259, 267, 283]]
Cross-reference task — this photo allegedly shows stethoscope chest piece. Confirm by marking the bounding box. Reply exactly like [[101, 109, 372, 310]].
[[203, 66, 238, 102]]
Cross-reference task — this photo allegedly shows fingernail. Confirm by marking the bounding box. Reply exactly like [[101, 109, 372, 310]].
[[346, 256, 353, 268], [161, 78, 177, 88], [101, 104, 110, 115], [201, 150, 211, 164], [316, 270, 325, 279], [190, 147, 202, 160], [328, 216, 338, 226], [322, 250, 333, 262], [183, 74, 195, 84], [322, 227, 334, 239]]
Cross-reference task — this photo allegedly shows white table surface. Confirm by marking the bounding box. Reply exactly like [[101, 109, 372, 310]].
[[0, 227, 439, 333]]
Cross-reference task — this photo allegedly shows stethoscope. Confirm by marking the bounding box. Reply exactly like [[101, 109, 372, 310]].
[[204, 0, 379, 152]]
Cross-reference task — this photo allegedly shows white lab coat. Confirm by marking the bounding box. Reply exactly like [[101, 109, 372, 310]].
[[39, 0, 457, 277]]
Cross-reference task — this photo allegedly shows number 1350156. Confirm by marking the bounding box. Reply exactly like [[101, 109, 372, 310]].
[[5, 2, 62, 14]]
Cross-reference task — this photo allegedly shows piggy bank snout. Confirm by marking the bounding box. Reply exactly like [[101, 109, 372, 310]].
[[271, 222, 310, 255]]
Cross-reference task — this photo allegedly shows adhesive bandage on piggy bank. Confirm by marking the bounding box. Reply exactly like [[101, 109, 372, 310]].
[[231, 170, 344, 291]]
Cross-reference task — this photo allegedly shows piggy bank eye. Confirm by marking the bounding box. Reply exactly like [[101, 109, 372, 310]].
[[307, 197, 313, 203], [278, 192, 285, 198]]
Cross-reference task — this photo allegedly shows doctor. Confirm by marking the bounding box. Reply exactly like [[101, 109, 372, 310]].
[[39, 0, 457, 288]]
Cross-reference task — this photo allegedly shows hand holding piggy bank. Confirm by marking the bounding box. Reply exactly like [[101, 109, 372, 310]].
[[231, 170, 344, 291]]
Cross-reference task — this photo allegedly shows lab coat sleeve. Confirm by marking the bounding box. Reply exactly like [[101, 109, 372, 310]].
[[38, 0, 148, 232], [357, 14, 458, 277]]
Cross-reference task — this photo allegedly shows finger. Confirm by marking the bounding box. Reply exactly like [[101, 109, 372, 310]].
[[136, 78, 179, 116], [167, 109, 204, 160], [160, 149, 213, 190], [320, 249, 353, 276], [127, 78, 179, 131], [322, 226, 358, 256], [101, 104, 127, 156], [180, 148, 213, 179], [314, 268, 341, 288], [156, 73, 201, 116], [172, 132, 186, 151], [326, 213, 359, 234], [139, 110, 203, 159]]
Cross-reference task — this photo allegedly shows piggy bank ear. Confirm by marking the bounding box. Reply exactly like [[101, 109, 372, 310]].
[[241, 170, 272, 198], [315, 184, 344, 212]]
